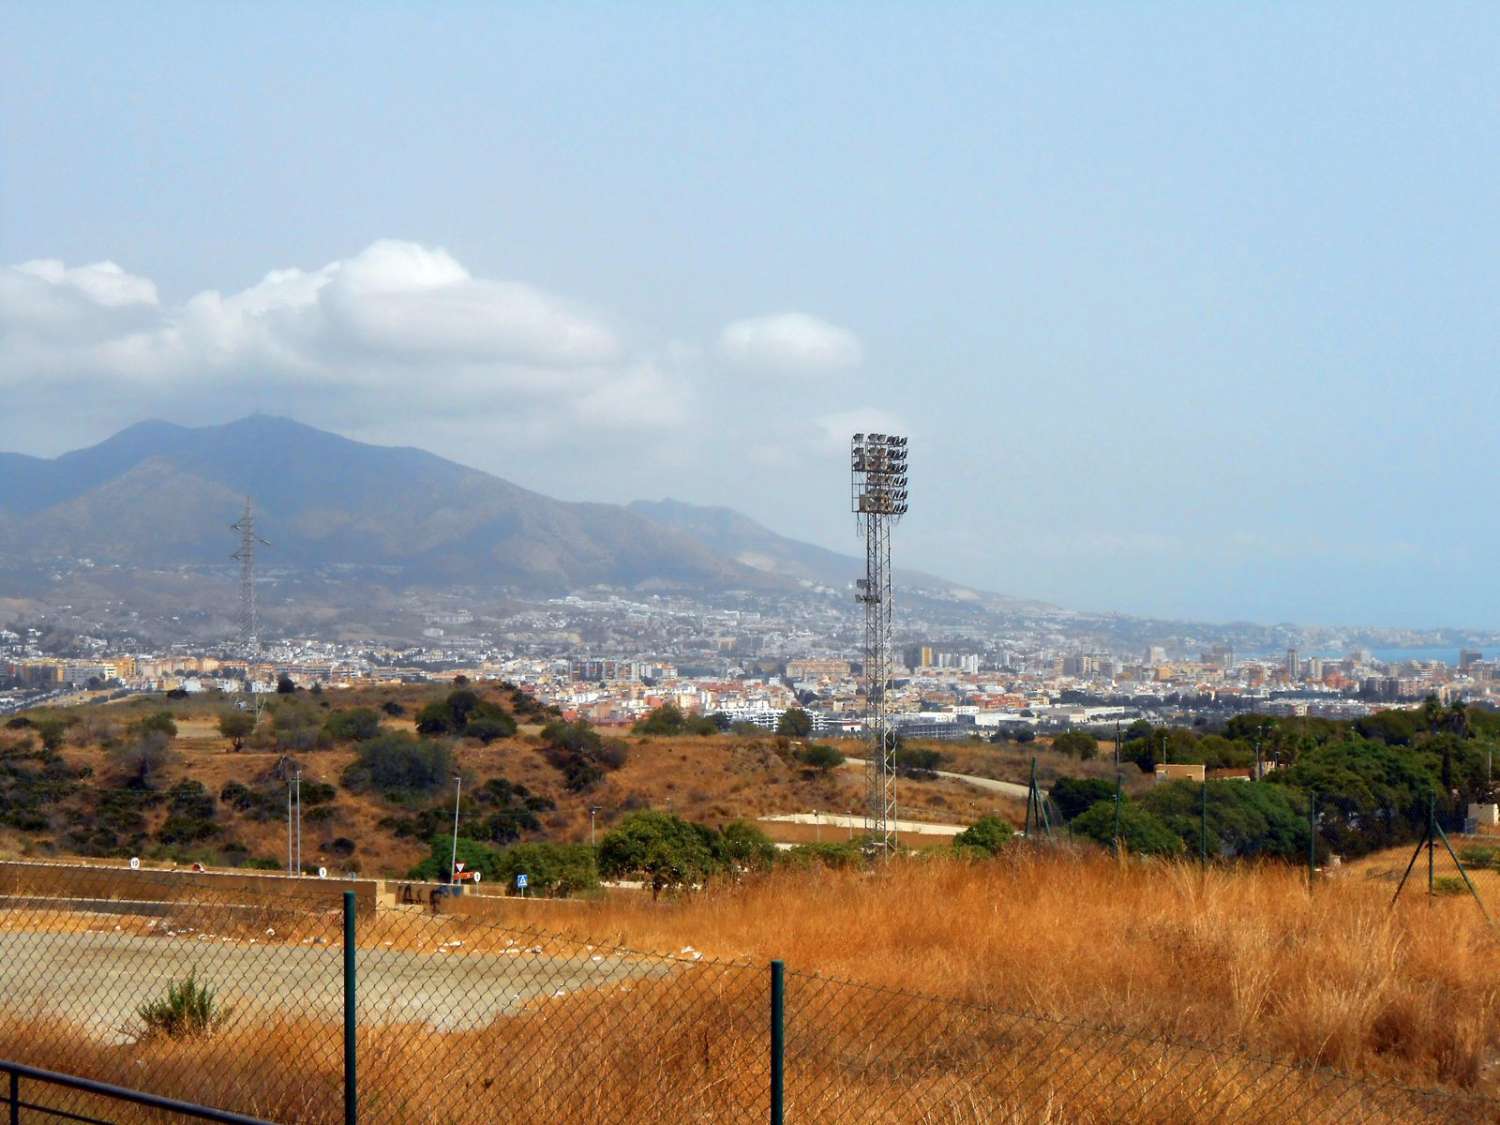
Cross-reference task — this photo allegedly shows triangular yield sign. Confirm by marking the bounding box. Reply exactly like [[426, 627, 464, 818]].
[[455, 862, 465, 871]]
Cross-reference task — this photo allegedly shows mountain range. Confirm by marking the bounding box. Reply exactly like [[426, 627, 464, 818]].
[[0, 415, 991, 600]]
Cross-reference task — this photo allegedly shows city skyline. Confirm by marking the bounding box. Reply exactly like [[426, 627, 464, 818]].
[[5, 5, 1499, 627]]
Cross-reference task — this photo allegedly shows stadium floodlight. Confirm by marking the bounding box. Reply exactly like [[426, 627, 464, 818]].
[[851, 432, 910, 854]]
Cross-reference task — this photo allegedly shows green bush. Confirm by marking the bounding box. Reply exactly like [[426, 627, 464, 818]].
[[1433, 876, 1469, 897], [136, 969, 232, 1039], [632, 704, 719, 737], [322, 708, 383, 742], [953, 815, 1013, 855], [776, 841, 864, 871], [1070, 800, 1183, 856], [1052, 731, 1099, 760], [342, 732, 454, 800], [794, 744, 844, 773], [1050, 777, 1117, 822], [1459, 845, 1497, 870]]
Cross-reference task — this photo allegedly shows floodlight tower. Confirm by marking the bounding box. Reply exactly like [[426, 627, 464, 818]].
[[230, 498, 269, 660], [851, 433, 909, 853]]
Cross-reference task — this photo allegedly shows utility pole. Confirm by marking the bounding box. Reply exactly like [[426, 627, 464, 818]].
[[589, 806, 600, 848], [449, 773, 463, 884], [287, 774, 293, 876]]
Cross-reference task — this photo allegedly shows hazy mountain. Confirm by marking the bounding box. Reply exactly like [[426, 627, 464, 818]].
[[0, 416, 771, 592], [629, 498, 1048, 611]]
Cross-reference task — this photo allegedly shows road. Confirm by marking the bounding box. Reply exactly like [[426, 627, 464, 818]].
[[840, 757, 1037, 801], [0, 928, 664, 1043]]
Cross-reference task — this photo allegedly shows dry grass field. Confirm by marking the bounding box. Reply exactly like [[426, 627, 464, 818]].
[[3, 849, 1498, 1122]]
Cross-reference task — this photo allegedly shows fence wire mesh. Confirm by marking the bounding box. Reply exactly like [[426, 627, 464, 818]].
[[0, 875, 1495, 1123]]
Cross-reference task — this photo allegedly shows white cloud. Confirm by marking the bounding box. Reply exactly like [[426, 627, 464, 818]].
[[718, 312, 862, 375], [0, 240, 659, 433]]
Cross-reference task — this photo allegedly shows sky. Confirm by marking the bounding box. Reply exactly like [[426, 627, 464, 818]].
[[2, 4, 1498, 629]]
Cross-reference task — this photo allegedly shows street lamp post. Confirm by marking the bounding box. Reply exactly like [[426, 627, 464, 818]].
[[449, 773, 462, 885], [589, 806, 600, 848]]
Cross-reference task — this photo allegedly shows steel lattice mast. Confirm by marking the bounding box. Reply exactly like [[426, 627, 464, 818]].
[[230, 498, 268, 660], [851, 433, 909, 853]]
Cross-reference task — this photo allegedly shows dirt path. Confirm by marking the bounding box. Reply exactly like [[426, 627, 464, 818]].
[[0, 927, 664, 1043]]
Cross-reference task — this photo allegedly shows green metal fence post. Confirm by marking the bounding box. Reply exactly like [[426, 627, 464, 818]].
[[1307, 797, 1316, 889], [1427, 792, 1437, 899], [9, 1069, 18, 1125], [770, 960, 785, 1125], [343, 891, 357, 1125], [1200, 780, 1208, 864], [1112, 771, 1122, 854]]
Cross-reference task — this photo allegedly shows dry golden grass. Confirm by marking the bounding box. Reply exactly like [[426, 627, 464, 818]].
[[2, 851, 1499, 1122]]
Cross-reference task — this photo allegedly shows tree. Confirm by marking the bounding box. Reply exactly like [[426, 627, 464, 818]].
[[1050, 777, 1116, 821], [322, 708, 382, 743], [1051, 731, 1098, 760], [1139, 780, 1310, 860], [717, 819, 776, 874], [953, 815, 1014, 855], [893, 746, 942, 779], [276, 675, 296, 694], [1071, 800, 1183, 856], [109, 730, 175, 787], [416, 690, 515, 741], [341, 732, 454, 799], [632, 704, 719, 737], [598, 810, 722, 899], [34, 718, 69, 754], [777, 708, 813, 738], [218, 711, 255, 751], [132, 711, 178, 740], [407, 838, 599, 897], [794, 743, 844, 774]]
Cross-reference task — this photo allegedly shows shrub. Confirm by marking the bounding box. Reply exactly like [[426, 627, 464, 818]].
[[777, 708, 813, 737], [777, 841, 864, 871], [718, 819, 776, 874], [795, 744, 845, 774], [632, 704, 719, 737], [218, 710, 255, 750], [136, 969, 232, 1039], [1052, 731, 1099, 760], [1459, 845, 1497, 870], [322, 708, 383, 743], [416, 690, 516, 741], [1070, 800, 1183, 856], [1050, 777, 1117, 822], [599, 810, 721, 898], [156, 780, 218, 845], [380, 700, 405, 717], [342, 732, 453, 800], [894, 746, 943, 779], [953, 815, 1014, 855], [542, 719, 624, 792]]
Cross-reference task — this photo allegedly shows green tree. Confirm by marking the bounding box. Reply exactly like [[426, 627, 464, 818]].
[[276, 675, 296, 694], [322, 707, 382, 743], [341, 732, 454, 799], [1139, 779, 1311, 860], [1071, 800, 1183, 856], [1050, 777, 1116, 821], [717, 819, 776, 874], [777, 708, 813, 738], [598, 810, 722, 899], [108, 730, 175, 787], [953, 815, 1014, 855], [794, 743, 844, 774], [218, 711, 255, 751], [1051, 731, 1099, 760], [1269, 738, 1434, 857], [132, 711, 178, 740], [632, 704, 719, 737], [34, 717, 69, 754]]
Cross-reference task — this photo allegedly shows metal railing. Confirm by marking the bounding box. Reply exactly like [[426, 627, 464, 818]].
[[1, 1060, 273, 1124]]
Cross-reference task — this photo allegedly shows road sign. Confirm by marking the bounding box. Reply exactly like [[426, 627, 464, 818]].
[[516, 873, 528, 889], [455, 861, 465, 872], [317, 867, 328, 879], [129, 857, 140, 871], [472, 871, 482, 883]]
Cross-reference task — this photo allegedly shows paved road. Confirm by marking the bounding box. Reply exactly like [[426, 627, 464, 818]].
[[0, 928, 663, 1043], [841, 757, 1036, 801]]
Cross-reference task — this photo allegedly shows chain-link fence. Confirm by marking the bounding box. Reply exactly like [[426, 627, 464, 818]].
[[0, 872, 1495, 1123]]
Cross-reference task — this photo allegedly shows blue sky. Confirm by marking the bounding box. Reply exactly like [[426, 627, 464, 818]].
[[3, 4, 1497, 628]]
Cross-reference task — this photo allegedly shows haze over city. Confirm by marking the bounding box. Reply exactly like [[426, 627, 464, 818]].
[[5, 4, 1498, 628]]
